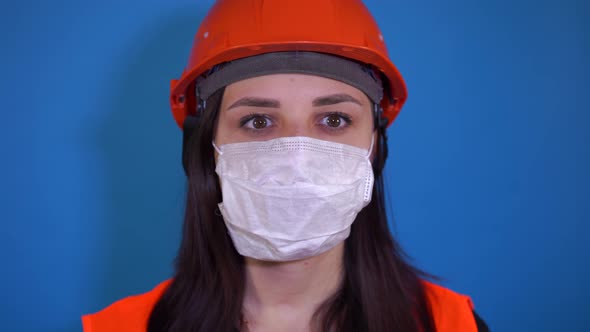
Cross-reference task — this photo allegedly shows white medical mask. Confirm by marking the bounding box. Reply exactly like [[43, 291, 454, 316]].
[[213, 136, 375, 261]]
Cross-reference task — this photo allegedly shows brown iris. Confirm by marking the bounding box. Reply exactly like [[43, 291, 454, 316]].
[[252, 116, 267, 129], [325, 114, 342, 127]]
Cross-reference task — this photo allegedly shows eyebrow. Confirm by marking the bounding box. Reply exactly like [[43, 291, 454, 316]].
[[312, 93, 363, 107], [226, 93, 363, 110], [227, 97, 280, 110]]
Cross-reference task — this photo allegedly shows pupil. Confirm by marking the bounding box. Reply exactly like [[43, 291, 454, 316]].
[[327, 115, 341, 127], [253, 117, 267, 129]]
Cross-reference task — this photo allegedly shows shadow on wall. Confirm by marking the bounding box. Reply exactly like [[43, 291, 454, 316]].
[[88, 7, 208, 315]]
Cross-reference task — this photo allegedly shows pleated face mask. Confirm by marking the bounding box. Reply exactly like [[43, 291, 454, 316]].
[[213, 136, 374, 262]]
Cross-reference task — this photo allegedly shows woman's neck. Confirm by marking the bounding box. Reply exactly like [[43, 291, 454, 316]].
[[242, 243, 344, 331]]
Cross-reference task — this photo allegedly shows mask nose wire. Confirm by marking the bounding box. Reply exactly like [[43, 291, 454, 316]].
[[212, 141, 223, 155]]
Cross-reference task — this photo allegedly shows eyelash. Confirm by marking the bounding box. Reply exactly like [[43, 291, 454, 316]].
[[238, 112, 352, 133]]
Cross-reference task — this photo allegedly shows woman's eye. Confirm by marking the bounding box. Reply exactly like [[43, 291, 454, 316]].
[[241, 114, 273, 130], [251, 116, 267, 129], [320, 113, 351, 129]]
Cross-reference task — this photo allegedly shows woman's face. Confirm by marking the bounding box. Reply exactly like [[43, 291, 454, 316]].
[[214, 74, 374, 150]]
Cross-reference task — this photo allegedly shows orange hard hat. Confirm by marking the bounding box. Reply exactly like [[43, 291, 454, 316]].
[[170, 0, 408, 129]]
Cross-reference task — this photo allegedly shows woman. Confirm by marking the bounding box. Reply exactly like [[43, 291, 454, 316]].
[[83, 0, 489, 331]]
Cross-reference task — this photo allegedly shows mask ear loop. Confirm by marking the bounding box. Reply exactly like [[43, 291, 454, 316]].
[[212, 141, 223, 155], [366, 132, 376, 159]]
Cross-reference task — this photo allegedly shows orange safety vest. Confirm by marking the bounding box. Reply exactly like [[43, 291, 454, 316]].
[[82, 280, 477, 332]]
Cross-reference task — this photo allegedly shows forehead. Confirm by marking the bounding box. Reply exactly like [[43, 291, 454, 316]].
[[222, 74, 370, 102]]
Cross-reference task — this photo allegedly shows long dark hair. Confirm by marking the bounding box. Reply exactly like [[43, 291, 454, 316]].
[[147, 87, 437, 332]]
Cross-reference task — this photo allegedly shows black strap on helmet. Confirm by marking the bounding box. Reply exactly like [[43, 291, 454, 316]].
[[182, 114, 199, 176], [374, 103, 388, 130]]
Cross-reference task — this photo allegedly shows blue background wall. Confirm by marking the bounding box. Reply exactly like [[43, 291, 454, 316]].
[[1, 0, 588, 331]]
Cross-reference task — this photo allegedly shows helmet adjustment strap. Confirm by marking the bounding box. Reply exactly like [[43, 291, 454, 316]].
[[374, 103, 388, 130], [182, 114, 199, 176]]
